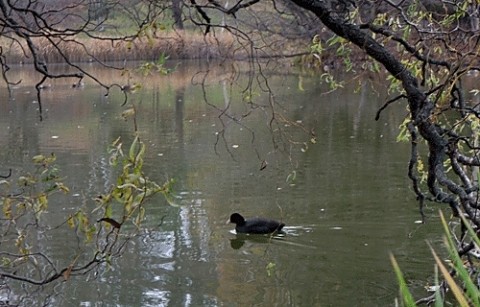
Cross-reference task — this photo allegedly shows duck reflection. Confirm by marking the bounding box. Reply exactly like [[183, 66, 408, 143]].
[[229, 233, 285, 250]]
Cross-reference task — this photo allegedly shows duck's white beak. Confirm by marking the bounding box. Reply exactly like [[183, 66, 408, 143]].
[[226, 218, 231, 224]]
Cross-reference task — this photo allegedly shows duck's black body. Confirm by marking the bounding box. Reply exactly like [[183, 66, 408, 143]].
[[229, 213, 285, 234]]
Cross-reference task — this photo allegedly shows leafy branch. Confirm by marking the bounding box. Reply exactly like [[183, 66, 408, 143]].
[[0, 136, 173, 304]]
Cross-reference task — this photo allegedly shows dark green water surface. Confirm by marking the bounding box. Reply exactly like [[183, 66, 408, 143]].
[[0, 61, 442, 306]]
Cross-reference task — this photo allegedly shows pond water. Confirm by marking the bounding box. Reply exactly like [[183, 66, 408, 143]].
[[0, 61, 443, 306]]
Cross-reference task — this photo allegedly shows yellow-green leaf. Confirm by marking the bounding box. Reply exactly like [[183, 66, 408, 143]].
[[3, 197, 12, 219], [266, 262, 276, 277], [129, 136, 139, 161], [56, 182, 70, 193], [121, 108, 135, 120], [67, 215, 76, 228], [32, 155, 45, 163]]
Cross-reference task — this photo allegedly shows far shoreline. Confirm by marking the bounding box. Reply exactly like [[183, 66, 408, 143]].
[[2, 30, 311, 65]]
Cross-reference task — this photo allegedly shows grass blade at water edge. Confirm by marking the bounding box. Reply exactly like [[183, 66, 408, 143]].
[[428, 243, 469, 307], [390, 253, 416, 307], [438, 210, 480, 306]]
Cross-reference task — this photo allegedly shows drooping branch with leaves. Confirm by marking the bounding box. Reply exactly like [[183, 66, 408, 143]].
[[0, 136, 173, 305]]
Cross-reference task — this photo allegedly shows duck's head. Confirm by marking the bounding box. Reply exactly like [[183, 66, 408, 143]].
[[229, 213, 245, 225]]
